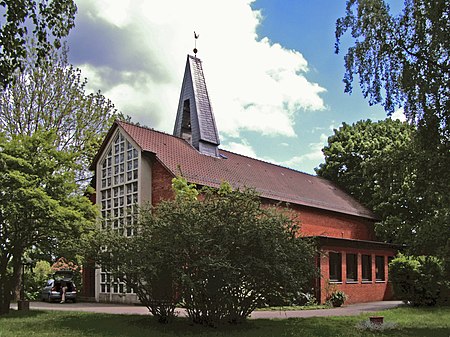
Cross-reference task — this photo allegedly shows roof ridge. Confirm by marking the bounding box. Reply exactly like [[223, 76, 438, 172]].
[[117, 119, 180, 140]]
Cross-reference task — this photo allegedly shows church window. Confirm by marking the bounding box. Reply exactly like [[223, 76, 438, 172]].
[[99, 131, 139, 295]]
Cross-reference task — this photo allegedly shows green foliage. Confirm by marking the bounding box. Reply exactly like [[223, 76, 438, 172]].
[[328, 290, 348, 307], [0, 0, 77, 88], [389, 254, 449, 306], [335, 0, 450, 146], [0, 130, 98, 314], [316, 118, 450, 256], [0, 39, 117, 311], [335, 1, 450, 256], [316, 119, 414, 211], [0, 41, 119, 186], [171, 176, 199, 201], [100, 184, 317, 326], [24, 260, 52, 300]]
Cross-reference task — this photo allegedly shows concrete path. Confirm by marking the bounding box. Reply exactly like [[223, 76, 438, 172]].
[[251, 301, 402, 319], [11, 300, 403, 319]]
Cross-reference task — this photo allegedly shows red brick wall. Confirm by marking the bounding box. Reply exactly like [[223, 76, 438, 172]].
[[151, 160, 175, 205], [292, 204, 376, 241], [319, 245, 396, 304], [81, 261, 96, 298]]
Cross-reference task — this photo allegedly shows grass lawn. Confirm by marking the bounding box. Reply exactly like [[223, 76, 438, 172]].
[[0, 306, 449, 337]]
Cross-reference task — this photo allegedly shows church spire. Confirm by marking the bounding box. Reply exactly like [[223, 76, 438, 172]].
[[173, 55, 220, 157]]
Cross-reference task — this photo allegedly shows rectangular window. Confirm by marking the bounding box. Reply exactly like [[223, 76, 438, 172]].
[[346, 253, 358, 282], [376, 256, 385, 281], [362, 254, 372, 281], [329, 252, 342, 282]]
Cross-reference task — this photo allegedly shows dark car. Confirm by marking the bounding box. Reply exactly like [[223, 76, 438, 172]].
[[41, 270, 77, 303]]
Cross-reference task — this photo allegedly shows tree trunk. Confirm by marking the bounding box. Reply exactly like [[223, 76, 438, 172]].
[[0, 252, 23, 315], [0, 280, 12, 315], [12, 267, 22, 301], [0, 257, 12, 315]]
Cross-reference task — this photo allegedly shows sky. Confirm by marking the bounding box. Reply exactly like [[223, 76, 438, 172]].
[[67, 0, 405, 175]]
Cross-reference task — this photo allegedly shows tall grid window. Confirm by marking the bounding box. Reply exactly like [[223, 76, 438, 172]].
[[99, 131, 139, 294]]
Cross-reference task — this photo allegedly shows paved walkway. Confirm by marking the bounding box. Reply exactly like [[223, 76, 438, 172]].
[[11, 300, 403, 319]]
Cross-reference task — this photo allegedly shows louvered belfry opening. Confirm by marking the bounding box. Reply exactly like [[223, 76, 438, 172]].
[[180, 99, 192, 143]]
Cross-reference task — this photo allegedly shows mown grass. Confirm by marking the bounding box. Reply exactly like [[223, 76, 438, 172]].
[[0, 306, 449, 337]]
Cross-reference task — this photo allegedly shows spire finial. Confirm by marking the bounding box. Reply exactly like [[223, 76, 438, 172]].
[[193, 31, 199, 56]]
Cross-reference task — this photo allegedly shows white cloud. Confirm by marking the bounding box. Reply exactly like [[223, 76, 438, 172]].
[[280, 133, 328, 170], [390, 108, 407, 122], [70, 0, 326, 138], [223, 139, 258, 158]]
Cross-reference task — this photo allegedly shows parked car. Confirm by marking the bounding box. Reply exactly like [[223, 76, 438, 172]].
[[41, 270, 77, 303]]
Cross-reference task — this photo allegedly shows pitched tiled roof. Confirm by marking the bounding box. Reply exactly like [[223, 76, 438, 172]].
[[115, 121, 375, 220]]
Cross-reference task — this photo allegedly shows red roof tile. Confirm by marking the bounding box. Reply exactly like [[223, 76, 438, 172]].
[[113, 121, 375, 220]]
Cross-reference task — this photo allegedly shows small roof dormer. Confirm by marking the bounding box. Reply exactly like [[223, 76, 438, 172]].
[[173, 55, 220, 157]]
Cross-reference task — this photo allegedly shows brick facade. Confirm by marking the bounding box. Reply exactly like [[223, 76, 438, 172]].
[[318, 243, 396, 304], [291, 204, 376, 241], [150, 158, 175, 205]]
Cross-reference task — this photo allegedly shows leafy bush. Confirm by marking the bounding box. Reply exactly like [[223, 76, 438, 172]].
[[23, 260, 53, 300], [297, 292, 318, 306], [100, 179, 317, 325], [328, 290, 347, 307], [389, 254, 448, 306]]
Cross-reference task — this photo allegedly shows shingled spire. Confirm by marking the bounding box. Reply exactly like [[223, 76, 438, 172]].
[[173, 55, 220, 157]]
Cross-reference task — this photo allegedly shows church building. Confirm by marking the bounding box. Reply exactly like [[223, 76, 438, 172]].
[[86, 55, 399, 304]]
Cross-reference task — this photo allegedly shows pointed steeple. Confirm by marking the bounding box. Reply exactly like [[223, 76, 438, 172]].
[[173, 55, 220, 157]]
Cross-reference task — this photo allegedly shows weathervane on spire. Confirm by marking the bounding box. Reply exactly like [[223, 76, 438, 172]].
[[193, 31, 199, 56]]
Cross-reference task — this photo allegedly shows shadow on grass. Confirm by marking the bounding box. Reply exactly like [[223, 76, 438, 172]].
[[2, 309, 46, 319], [398, 328, 450, 337], [62, 314, 274, 337]]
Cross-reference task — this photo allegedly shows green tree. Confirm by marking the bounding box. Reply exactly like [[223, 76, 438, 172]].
[[335, 0, 449, 145], [316, 119, 450, 255], [0, 0, 77, 88], [101, 179, 317, 325], [389, 254, 448, 306], [0, 40, 119, 185], [316, 118, 414, 214], [335, 1, 450, 257], [0, 130, 98, 315]]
